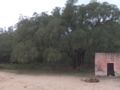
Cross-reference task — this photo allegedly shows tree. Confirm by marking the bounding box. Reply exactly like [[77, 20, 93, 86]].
[[43, 48, 62, 63], [0, 0, 120, 69], [11, 40, 39, 63], [90, 0, 97, 3], [52, 7, 61, 17], [0, 32, 15, 63], [62, 0, 78, 32]]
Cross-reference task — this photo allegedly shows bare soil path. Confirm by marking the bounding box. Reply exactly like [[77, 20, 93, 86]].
[[0, 70, 119, 90]]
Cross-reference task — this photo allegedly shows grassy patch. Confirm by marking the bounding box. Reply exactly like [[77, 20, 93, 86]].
[[0, 63, 94, 76]]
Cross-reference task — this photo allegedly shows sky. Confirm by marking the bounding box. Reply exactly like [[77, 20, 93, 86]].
[[0, 0, 119, 28]]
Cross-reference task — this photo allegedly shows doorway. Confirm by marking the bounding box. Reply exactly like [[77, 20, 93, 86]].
[[107, 63, 115, 76]]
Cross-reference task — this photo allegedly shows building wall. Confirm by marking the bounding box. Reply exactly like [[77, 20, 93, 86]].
[[95, 53, 120, 76]]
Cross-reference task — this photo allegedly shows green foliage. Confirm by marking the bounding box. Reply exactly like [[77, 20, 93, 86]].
[[0, 1, 120, 68], [43, 48, 62, 63], [0, 32, 15, 62], [11, 40, 39, 63], [52, 7, 61, 17], [90, 0, 97, 3]]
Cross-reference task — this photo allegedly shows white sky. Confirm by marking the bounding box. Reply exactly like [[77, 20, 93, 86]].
[[0, 0, 119, 28]]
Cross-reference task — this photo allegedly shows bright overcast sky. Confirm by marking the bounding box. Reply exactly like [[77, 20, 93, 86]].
[[0, 0, 120, 28]]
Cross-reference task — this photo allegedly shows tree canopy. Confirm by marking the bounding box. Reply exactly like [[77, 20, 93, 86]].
[[0, 0, 120, 68]]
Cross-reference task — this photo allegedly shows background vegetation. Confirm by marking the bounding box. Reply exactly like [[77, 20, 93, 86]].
[[0, 0, 120, 70]]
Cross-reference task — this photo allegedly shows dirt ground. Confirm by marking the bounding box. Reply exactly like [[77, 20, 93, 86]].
[[0, 70, 119, 90]]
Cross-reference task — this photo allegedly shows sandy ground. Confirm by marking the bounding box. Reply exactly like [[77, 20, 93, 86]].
[[0, 71, 119, 90]]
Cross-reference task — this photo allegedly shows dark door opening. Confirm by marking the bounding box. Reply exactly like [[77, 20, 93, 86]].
[[107, 63, 115, 76]]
